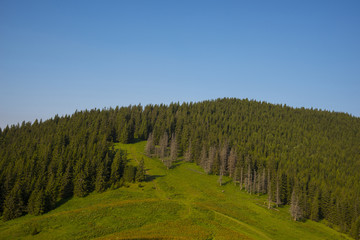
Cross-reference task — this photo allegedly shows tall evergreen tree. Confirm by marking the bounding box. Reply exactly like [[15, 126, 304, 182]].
[[27, 189, 46, 216], [59, 165, 73, 199], [310, 191, 320, 222], [2, 182, 25, 221], [135, 158, 146, 182], [74, 170, 88, 197], [111, 150, 126, 184], [95, 164, 107, 193], [184, 141, 192, 162]]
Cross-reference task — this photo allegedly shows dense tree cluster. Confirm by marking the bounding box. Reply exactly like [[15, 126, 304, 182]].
[[0, 108, 144, 221], [0, 98, 359, 238]]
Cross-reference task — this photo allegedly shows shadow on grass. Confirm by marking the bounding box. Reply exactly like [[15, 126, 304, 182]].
[[146, 174, 165, 182], [54, 196, 73, 209], [169, 160, 183, 169], [220, 179, 233, 186], [129, 138, 144, 144]]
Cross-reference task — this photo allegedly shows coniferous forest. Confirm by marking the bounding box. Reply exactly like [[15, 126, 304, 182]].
[[0, 98, 359, 238]]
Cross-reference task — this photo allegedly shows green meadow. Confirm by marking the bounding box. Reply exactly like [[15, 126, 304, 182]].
[[0, 141, 352, 240]]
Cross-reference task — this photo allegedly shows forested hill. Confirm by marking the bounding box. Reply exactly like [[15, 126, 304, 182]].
[[1, 98, 359, 238]]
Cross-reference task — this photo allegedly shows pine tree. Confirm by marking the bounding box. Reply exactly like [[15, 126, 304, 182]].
[[350, 217, 360, 240], [59, 164, 73, 199], [27, 189, 46, 215], [95, 164, 107, 193], [120, 123, 132, 143], [184, 141, 192, 162], [276, 174, 281, 207], [123, 165, 136, 182], [74, 170, 88, 197], [2, 182, 24, 221], [45, 172, 58, 210], [111, 150, 126, 184], [135, 158, 146, 182], [310, 191, 320, 221]]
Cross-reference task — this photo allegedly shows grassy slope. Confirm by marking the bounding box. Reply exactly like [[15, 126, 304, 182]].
[[0, 141, 352, 240]]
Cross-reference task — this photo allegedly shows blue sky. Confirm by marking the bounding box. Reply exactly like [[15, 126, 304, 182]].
[[1, 1, 360, 128]]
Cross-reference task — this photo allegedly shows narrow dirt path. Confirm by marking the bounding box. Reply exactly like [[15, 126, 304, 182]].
[[199, 205, 272, 240]]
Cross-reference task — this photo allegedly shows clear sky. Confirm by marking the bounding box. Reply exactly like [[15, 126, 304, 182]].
[[1, 0, 360, 128]]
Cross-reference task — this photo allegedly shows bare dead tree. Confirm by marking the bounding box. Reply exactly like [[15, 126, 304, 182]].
[[247, 164, 252, 194], [268, 168, 272, 209], [145, 133, 155, 157], [228, 147, 237, 178], [234, 167, 238, 186], [290, 189, 302, 221], [207, 146, 216, 175], [200, 145, 208, 172], [261, 168, 266, 194], [253, 169, 257, 194], [170, 133, 178, 163], [276, 173, 281, 207], [257, 170, 261, 195], [240, 167, 243, 190], [219, 148, 226, 186], [159, 132, 168, 161], [220, 142, 229, 175]]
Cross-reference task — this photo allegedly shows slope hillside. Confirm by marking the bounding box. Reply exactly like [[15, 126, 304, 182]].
[[0, 142, 352, 240], [1, 98, 359, 238]]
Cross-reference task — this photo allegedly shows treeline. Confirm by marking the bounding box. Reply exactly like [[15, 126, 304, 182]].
[[0, 98, 359, 238], [0, 110, 145, 221]]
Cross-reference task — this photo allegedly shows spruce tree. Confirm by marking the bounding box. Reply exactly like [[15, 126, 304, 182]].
[[74, 170, 88, 197], [59, 165, 73, 199], [2, 183, 24, 221], [95, 164, 107, 193], [27, 189, 46, 216], [350, 217, 360, 240], [310, 192, 320, 221], [184, 141, 192, 162], [135, 158, 146, 182]]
